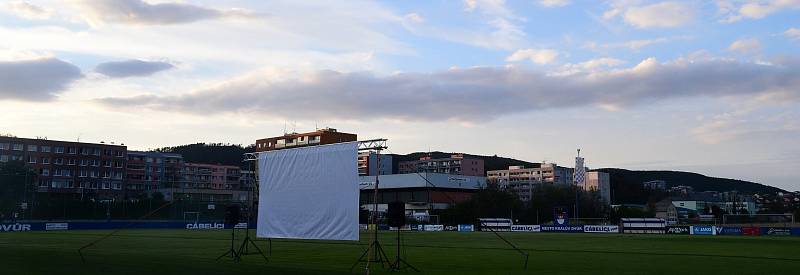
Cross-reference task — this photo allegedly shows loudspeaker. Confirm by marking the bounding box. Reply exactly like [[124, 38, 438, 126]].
[[224, 204, 241, 226], [387, 201, 406, 227]]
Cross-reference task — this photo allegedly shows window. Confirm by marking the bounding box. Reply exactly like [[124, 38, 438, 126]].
[[90, 170, 99, 178], [92, 148, 101, 156], [42, 157, 50, 164], [103, 171, 111, 178], [80, 148, 89, 155], [115, 150, 123, 157], [115, 161, 123, 168], [67, 147, 76, 154], [55, 147, 64, 153], [68, 159, 76, 165], [103, 160, 111, 167], [27, 145, 37, 152], [28, 156, 37, 163], [39, 179, 49, 187], [41, 146, 51, 152], [0, 155, 7, 162], [12, 144, 23, 151], [80, 159, 87, 166], [80, 170, 87, 177], [102, 182, 110, 189], [54, 158, 63, 165], [91, 159, 99, 167], [54, 169, 62, 176], [41, 168, 49, 176], [0, 143, 8, 150], [63, 170, 71, 177]]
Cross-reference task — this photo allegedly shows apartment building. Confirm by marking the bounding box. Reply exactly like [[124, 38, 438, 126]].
[[254, 128, 357, 152], [584, 171, 611, 204], [358, 152, 393, 176], [486, 163, 575, 201], [126, 151, 184, 192], [0, 136, 127, 199], [398, 154, 484, 176]]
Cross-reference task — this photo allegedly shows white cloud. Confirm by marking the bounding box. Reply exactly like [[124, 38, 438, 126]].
[[555, 57, 625, 75], [586, 36, 691, 51], [96, 58, 800, 122], [428, 0, 526, 50], [728, 38, 762, 54], [784, 27, 800, 40], [72, 0, 260, 26], [506, 48, 559, 64], [718, 0, 800, 23], [0, 57, 83, 101], [3, 1, 52, 19], [95, 59, 175, 78], [404, 13, 425, 24], [604, 1, 694, 29], [539, 0, 571, 8]]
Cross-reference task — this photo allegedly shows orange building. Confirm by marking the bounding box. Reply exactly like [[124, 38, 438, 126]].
[[254, 128, 357, 152]]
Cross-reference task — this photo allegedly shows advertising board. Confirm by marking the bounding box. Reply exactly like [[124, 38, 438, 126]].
[[715, 226, 742, 235], [761, 227, 791, 236], [742, 226, 760, 236], [510, 225, 541, 232], [583, 225, 619, 233], [540, 225, 584, 233], [666, 226, 690, 234], [45, 223, 68, 231], [458, 224, 474, 232], [690, 225, 716, 235], [424, 224, 444, 231]]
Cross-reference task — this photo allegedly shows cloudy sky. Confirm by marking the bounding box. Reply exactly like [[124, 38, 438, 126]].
[[1, 0, 799, 190]]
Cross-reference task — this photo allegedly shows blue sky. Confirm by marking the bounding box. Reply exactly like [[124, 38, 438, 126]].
[[1, 0, 799, 191]]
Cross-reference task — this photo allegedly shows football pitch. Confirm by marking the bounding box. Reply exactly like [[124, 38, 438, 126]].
[[2, 230, 800, 274]]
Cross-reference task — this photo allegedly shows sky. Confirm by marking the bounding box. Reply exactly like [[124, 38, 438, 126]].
[[0, 0, 799, 191]]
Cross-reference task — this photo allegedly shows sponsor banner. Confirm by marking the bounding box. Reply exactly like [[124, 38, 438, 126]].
[[792, 228, 800, 236], [690, 225, 716, 235], [742, 226, 760, 236], [359, 224, 368, 230], [666, 226, 690, 234], [424, 224, 444, 232], [389, 225, 412, 231], [511, 225, 541, 232], [0, 223, 35, 232], [761, 227, 791, 236], [186, 223, 225, 230], [583, 225, 619, 233], [234, 223, 248, 229], [444, 225, 458, 231], [458, 224, 474, 232], [540, 225, 584, 233], [45, 223, 69, 231], [715, 226, 742, 236], [378, 224, 390, 231]]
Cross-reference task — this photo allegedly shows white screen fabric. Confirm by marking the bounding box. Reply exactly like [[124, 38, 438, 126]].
[[256, 142, 359, 241]]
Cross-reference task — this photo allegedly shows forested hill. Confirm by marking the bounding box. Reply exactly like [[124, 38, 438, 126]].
[[155, 143, 254, 167], [147, 146, 783, 195], [596, 168, 785, 194]]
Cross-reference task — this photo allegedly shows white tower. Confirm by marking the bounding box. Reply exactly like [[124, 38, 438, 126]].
[[574, 149, 585, 186]]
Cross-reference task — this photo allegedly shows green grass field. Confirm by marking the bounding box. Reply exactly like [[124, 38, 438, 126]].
[[2, 230, 800, 274]]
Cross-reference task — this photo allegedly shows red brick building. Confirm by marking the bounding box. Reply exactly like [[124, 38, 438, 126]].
[[0, 136, 127, 199]]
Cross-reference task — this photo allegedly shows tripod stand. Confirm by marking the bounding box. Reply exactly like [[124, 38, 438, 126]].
[[351, 227, 392, 271], [389, 227, 418, 272], [236, 210, 269, 262], [216, 225, 241, 262]]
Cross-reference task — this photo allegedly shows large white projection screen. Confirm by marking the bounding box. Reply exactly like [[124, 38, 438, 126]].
[[256, 142, 359, 241]]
